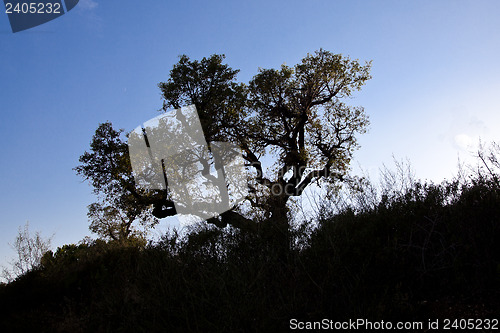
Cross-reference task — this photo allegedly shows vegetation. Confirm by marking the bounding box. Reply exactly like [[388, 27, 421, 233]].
[[1, 222, 52, 283], [1, 53, 498, 331], [75, 50, 371, 235], [1, 153, 499, 331]]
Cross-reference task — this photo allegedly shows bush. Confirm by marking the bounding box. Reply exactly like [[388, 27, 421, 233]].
[[0, 165, 499, 331]]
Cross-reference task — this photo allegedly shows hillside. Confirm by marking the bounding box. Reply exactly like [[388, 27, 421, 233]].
[[1, 172, 499, 332]]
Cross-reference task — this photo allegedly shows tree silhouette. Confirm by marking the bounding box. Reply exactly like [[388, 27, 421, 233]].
[[1, 222, 52, 282], [75, 123, 159, 241], [76, 49, 371, 234]]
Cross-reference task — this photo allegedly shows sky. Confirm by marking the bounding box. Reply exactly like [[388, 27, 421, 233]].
[[1, 0, 500, 269]]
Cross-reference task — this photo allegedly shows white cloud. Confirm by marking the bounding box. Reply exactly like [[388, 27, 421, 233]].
[[454, 133, 475, 151], [78, 0, 98, 10]]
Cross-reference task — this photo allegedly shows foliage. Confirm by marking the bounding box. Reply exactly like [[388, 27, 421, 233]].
[[1, 222, 52, 283], [75, 123, 159, 241], [76, 50, 372, 232], [240, 50, 371, 222], [1, 158, 499, 331], [159, 54, 248, 143]]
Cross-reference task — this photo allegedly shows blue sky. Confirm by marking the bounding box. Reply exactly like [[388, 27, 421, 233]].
[[1, 0, 500, 268]]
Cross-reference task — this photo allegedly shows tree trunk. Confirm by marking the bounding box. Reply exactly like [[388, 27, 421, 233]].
[[264, 194, 290, 263]]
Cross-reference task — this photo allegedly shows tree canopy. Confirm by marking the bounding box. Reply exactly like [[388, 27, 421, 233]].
[[76, 49, 372, 236]]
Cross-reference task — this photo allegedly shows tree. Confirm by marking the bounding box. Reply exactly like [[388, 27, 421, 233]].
[[1, 222, 52, 282], [87, 201, 157, 243], [76, 49, 371, 235], [242, 50, 370, 223], [75, 123, 159, 242]]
